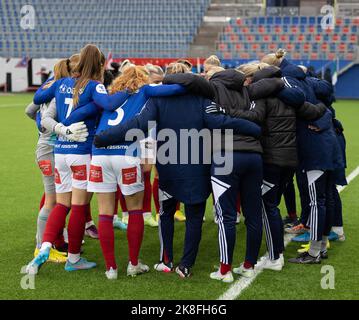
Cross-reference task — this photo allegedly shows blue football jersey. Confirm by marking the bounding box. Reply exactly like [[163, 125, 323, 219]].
[[92, 84, 186, 156], [33, 77, 130, 155], [93, 87, 149, 156]]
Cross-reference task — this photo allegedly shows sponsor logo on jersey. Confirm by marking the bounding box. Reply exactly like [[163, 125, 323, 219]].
[[96, 84, 107, 94], [71, 165, 87, 181], [122, 167, 137, 185], [38, 160, 53, 176], [89, 165, 103, 183], [59, 84, 74, 95]]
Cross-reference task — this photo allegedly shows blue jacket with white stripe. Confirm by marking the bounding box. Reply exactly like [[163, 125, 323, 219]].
[[280, 59, 342, 171]]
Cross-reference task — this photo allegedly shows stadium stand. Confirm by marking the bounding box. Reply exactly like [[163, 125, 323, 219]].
[[0, 0, 211, 58], [216, 15, 359, 61]]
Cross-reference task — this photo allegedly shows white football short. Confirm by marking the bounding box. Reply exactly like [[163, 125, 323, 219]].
[[87, 155, 144, 195], [54, 153, 91, 193]]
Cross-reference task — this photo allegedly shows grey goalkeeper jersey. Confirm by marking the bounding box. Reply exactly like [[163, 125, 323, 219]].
[[25, 100, 57, 158]]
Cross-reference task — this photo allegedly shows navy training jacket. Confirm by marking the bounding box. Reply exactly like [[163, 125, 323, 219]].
[[94, 94, 261, 204], [279, 59, 341, 172]]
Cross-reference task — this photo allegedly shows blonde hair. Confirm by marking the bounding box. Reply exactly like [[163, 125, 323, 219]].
[[237, 62, 270, 78], [109, 65, 149, 94], [73, 44, 105, 107], [120, 59, 134, 73], [145, 64, 164, 77], [145, 64, 164, 84], [206, 66, 225, 79], [43, 58, 72, 89], [261, 48, 286, 67], [165, 62, 190, 75], [298, 65, 308, 73], [68, 53, 80, 77], [176, 59, 193, 70], [204, 55, 221, 72]]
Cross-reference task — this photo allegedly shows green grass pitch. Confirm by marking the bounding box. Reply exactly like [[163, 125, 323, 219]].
[[0, 94, 358, 300]]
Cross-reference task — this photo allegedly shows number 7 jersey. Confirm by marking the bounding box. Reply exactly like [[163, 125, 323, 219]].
[[53, 78, 98, 155]]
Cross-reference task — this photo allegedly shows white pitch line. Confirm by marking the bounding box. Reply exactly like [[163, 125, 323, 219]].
[[337, 166, 359, 193], [218, 165, 359, 301]]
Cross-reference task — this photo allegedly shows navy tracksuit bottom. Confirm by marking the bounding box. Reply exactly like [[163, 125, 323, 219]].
[[333, 185, 343, 227], [159, 197, 206, 268], [296, 170, 335, 241], [211, 152, 263, 266], [262, 164, 296, 260], [283, 172, 297, 216]]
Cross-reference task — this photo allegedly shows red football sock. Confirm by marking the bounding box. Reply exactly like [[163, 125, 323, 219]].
[[85, 204, 92, 223], [143, 171, 152, 212], [244, 261, 254, 269], [127, 210, 144, 265], [43, 203, 70, 244], [176, 202, 180, 211], [68, 204, 88, 254], [54, 234, 66, 250], [220, 263, 231, 275], [152, 177, 160, 214], [118, 190, 128, 213], [39, 193, 46, 210], [236, 194, 241, 214], [99, 215, 117, 270]]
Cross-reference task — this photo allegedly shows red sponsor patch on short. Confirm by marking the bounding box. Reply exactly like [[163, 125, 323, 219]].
[[89, 165, 103, 183], [54, 168, 61, 184], [71, 165, 87, 181], [122, 167, 137, 185], [38, 160, 53, 176]]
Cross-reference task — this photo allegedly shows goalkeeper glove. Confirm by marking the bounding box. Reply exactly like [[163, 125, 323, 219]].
[[54, 122, 89, 142]]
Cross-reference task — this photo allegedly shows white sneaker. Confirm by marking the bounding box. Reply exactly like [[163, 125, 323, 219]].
[[279, 253, 284, 267], [261, 258, 283, 271], [210, 270, 234, 283], [105, 267, 118, 280], [127, 261, 150, 277], [233, 264, 255, 278], [154, 261, 173, 273], [236, 213, 241, 224]]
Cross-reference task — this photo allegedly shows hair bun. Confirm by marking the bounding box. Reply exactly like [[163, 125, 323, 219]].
[[275, 48, 286, 59]]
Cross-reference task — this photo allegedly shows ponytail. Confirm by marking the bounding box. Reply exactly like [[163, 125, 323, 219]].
[[261, 48, 286, 67]]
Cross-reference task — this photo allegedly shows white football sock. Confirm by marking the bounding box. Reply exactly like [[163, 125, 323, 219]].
[[68, 253, 80, 264]]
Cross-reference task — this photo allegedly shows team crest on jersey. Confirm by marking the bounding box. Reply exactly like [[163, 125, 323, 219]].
[[96, 84, 107, 94], [89, 165, 103, 183], [71, 165, 87, 181], [122, 167, 137, 185], [38, 160, 53, 176]]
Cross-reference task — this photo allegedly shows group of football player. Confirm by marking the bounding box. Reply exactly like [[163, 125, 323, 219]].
[[24, 44, 346, 283]]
